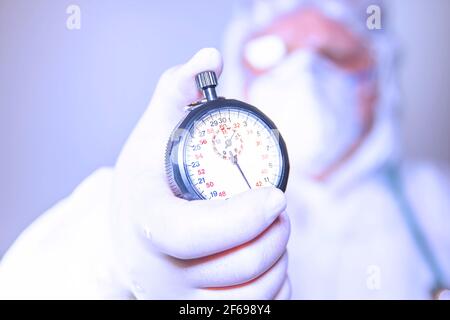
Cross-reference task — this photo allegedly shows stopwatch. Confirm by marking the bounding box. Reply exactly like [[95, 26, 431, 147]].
[[165, 71, 289, 200]]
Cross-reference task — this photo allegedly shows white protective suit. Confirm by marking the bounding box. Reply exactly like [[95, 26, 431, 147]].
[[0, 0, 449, 299], [219, 0, 450, 299]]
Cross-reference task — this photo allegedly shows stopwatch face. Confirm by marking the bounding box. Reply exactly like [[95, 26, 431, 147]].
[[166, 99, 289, 200]]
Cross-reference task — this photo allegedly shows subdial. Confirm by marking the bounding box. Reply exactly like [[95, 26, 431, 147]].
[[211, 125, 244, 160]]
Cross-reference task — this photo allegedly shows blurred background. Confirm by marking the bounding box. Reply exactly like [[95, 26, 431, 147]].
[[0, 0, 449, 257]]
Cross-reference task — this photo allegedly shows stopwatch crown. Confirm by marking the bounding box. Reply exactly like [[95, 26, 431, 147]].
[[196, 71, 218, 101], [195, 71, 218, 90]]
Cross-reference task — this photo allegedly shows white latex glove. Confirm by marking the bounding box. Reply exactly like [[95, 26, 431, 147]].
[[0, 49, 290, 300], [110, 48, 291, 299]]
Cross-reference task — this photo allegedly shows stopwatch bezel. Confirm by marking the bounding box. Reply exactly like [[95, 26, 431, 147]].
[[166, 98, 290, 200]]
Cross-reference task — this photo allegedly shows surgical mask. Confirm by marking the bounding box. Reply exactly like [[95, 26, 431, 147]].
[[247, 50, 364, 176]]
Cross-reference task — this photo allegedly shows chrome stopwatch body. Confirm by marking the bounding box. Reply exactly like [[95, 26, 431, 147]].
[[165, 71, 289, 200]]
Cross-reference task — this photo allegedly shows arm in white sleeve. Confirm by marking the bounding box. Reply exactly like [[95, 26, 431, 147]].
[[0, 168, 130, 299]]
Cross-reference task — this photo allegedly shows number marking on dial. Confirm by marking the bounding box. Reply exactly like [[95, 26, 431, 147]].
[[184, 108, 283, 199]]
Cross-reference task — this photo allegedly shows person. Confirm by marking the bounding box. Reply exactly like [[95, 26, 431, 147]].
[[0, 0, 449, 299]]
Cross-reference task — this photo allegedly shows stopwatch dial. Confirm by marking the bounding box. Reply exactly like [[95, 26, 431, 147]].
[[184, 108, 284, 200]]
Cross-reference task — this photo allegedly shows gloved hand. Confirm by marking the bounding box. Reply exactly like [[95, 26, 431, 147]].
[[110, 48, 291, 299]]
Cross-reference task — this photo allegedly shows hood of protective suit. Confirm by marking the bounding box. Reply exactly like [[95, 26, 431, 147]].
[[220, 0, 401, 191]]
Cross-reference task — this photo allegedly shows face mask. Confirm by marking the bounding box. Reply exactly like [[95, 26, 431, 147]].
[[247, 50, 363, 176]]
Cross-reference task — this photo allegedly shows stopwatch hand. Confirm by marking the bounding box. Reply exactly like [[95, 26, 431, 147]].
[[225, 130, 237, 149], [230, 152, 252, 190]]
